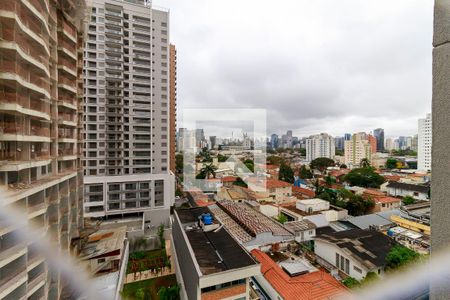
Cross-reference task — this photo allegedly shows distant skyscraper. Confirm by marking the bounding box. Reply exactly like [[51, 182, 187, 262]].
[[367, 134, 377, 153], [335, 136, 345, 151], [385, 138, 394, 151], [344, 133, 352, 141], [306, 133, 335, 162], [270, 134, 279, 149], [411, 134, 418, 152], [418, 113, 432, 171], [373, 128, 385, 152], [398, 136, 407, 150], [209, 136, 217, 149]]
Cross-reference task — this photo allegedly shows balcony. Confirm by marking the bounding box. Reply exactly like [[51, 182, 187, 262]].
[[0, 92, 50, 120], [0, 269, 27, 299]]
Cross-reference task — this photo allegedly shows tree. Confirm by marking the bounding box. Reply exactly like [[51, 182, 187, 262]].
[[233, 177, 248, 188], [335, 149, 344, 156], [346, 195, 375, 216], [199, 163, 217, 179], [298, 165, 313, 179], [279, 163, 294, 183], [135, 288, 146, 300], [386, 245, 420, 270], [361, 272, 378, 286], [175, 153, 184, 174], [276, 214, 288, 224], [343, 168, 385, 188], [324, 176, 336, 186], [360, 158, 371, 168], [385, 158, 398, 169], [158, 224, 165, 248], [218, 154, 229, 162], [158, 285, 180, 300], [267, 155, 284, 166], [199, 147, 212, 162], [342, 277, 360, 289], [243, 159, 254, 173], [402, 195, 415, 205], [310, 157, 335, 173]]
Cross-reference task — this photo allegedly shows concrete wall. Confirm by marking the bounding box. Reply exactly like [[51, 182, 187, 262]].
[[432, 2, 450, 298], [297, 199, 329, 212], [172, 213, 201, 300]]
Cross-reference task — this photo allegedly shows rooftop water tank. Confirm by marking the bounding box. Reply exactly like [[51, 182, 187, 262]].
[[202, 213, 213, 225]]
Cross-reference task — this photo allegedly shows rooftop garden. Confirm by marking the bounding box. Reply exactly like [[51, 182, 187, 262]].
[[122, 274, 179, 300]]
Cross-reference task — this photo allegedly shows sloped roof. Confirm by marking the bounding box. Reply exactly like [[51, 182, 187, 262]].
[[251, 249, 348, 300], [386, 181, 430, 193], [292, 186, 315, 198]]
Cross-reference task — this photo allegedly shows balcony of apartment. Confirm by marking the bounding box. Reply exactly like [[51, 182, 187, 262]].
[[105, 36, 122, 46], [0, 143, 51, 172], [57, 56, 77, 78], [1, 2, 50, 53], [133, 41, 151, 51], [0, 59, 50, 99], [0, 232, 27, 269], [0, 258, 27, 300], [0, 118, 50, 143], [0, 90, 50, 121], [133, 86, 151, 93], [27, 193, 47, 219], [26, 268, 47, 298], [58, 128, 76, 143], [133, 34, 150, 42], [57, 76, 77, 94], [105, 63, 123, 71], [105, 16, 122, 27], [133, 25, 151, 34], [105, 55, 123, 62], [105, 72, 123, 81], [132, 17, 150, 26], [57, 18, 77, 44], [57, 96, 77, 110], [57, 147, 76, 161], [105, 25, 122, 36], [57, 112, 77, 127]]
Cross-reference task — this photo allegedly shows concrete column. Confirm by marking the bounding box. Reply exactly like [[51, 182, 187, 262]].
[[432, 1, 450, 299]]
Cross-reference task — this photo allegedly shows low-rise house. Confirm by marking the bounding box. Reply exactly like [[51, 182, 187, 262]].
[[208, 200, 294, 250], [314, 229, 396, 281], [251, 249, 348, 300], [371, 196, 401, 213], [79, 226, 127, 276], [386, 181, 430, 200], [280, 199, 348, 224], [292, 185, 315, 199], [172, 207, 260, 300], [284, 219, 316, 243], [345, 212, 395, 231]]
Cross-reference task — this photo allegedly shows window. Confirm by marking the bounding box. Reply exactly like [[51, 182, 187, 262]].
[[354, 266, 363, 273], [336, 253, 340, 268]]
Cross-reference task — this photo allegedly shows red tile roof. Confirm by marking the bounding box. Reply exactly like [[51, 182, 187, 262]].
[[373, 196, 401, 204], [363, 189, 386, 197], [251, 249, 348, 300], [383, 175, 401, 182], [221, 176, 237, 183], [266, 179, 292, 189], [292, 186, 315, 198]]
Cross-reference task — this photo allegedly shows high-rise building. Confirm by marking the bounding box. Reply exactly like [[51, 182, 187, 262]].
[[335, 136, 345, 151], [385, 138, 394, 151], [306, 133, 335, 162], [411, 134, 418, 152], [373, 128, 385, 152], [82, 0, 174, 224], [0, 1, 86, 298], [344, 133, 352, 141], [398, 136, 407, 150], [270, 134, 279, 149], [418, 113, 432, 171], [367, 134, 377, 153], [169, 44, 177, 173], [209, 136, 217, 149], [344, 133, 372, 168]]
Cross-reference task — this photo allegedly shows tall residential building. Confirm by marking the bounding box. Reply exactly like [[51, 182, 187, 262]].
[[385, 138, 394, 151], [306, 133, 335, 162], [411, 134, 418, 152], [344, 133, 372, 168], [344, 133, 352, 141], [0, 1, 86, 299], [270, 133, 279, 149], [418, 113, 432, 171], [169, 44, 177, 173], [335, 136, 345, 151], [367, 134, 377, 153], [82, 0, 174, 225], [373, 128, 385, 152]]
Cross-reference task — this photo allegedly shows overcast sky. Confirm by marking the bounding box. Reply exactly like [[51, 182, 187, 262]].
[[154, 0, 433, 138]]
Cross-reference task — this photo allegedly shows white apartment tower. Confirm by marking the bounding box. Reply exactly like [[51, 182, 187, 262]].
[[82, 0, 174, 224], [306, 133, 335, 162], [418, 113, 432, 171]]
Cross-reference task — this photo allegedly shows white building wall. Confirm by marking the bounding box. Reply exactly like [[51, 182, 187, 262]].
[[418, 113, 432, 171], [314, 240, 382, 281], [306, 133, 335, 162]]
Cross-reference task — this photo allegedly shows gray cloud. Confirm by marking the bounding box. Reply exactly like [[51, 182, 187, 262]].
[[155, 0, 433, 137]]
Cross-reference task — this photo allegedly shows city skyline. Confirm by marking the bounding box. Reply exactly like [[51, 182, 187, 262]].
[[156, 0, 432, 137]]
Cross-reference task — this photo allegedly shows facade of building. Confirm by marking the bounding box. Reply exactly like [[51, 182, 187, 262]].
[[344, 133, 372, 168], [305, 133, 335, 162], [0, 1, 86, 298], [418, 113, 432, 171], [335, 136, 345, 151], [82, 0, 175, 223], [368, 134, 377, 153], [314, 229, 396, 281], [373, 128, 385, 152], [169, 44, 177, 173]]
